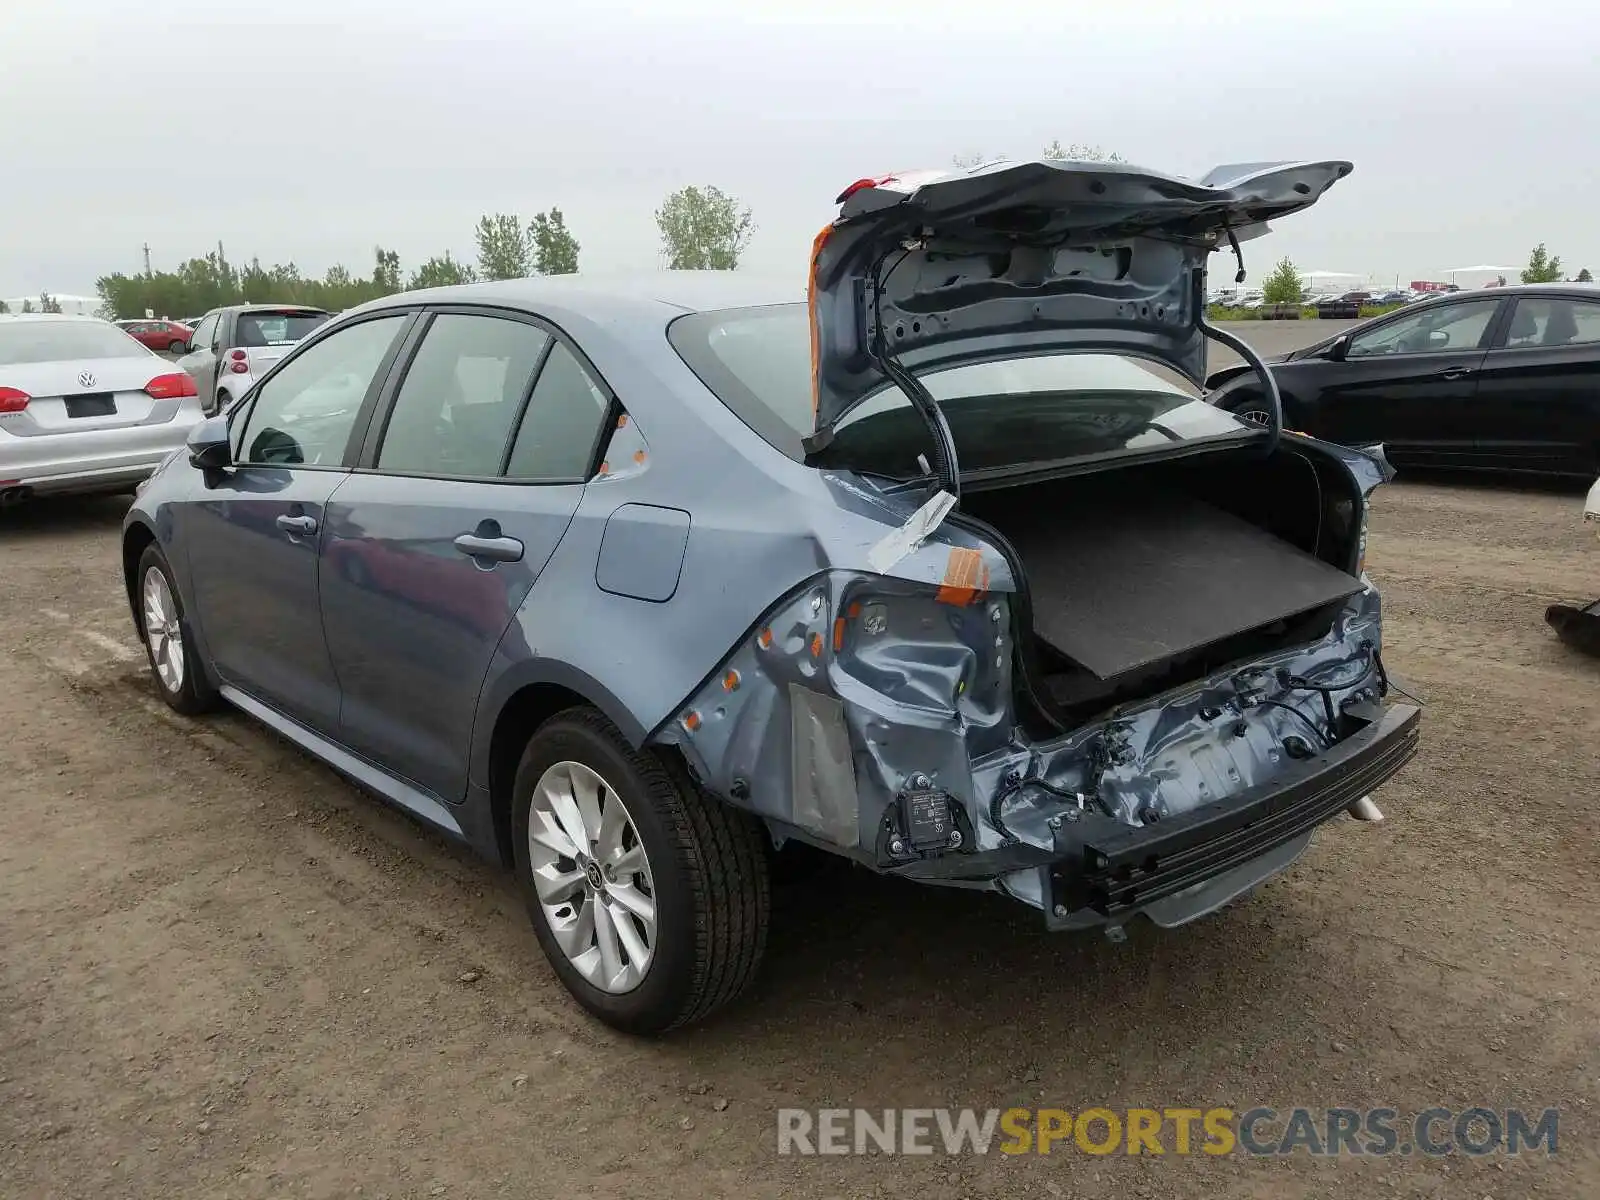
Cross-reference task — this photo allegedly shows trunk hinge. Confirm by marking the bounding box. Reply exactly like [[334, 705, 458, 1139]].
[[1195, 269, 1283, 455]]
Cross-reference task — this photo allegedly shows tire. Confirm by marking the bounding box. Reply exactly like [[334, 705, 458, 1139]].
[[213, 389, 231, 416], [512, 708, 770, 1034], [135, 544, 221, 716], [169, 340, 186, 353]]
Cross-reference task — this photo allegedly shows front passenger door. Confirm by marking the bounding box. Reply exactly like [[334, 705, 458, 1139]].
[[320, 311, 611, 801], [1312, 298, 1502, 465]]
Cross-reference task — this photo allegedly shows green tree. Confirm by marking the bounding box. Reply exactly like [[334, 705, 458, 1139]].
[[952, 151, 997, 169], [1260, 257, 1306, 305], [39, 291, 63, 314], [654, 185, 753, 270], [475, 214, 532, 281], [21, 298, 35, 313], [372, 246, 402, 293], [529, 208, 580, 275], [1041, 139, 1124, 163], [1522, 243, 1563, 284], [0, 298, 9, 314], [409, 252, 478, 290], [1577, 267, 1593, 283]]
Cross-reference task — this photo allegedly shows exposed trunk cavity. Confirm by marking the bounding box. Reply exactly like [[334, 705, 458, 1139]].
[[960, 445, 1366, 731]]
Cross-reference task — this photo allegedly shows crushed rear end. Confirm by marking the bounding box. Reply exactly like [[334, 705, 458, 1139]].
[[660, 157, 1420, 932]]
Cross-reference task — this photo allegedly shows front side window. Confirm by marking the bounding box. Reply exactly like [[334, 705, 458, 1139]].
[[1504, 298, 1600, 349], [505, 342, 610, 480], [1347, 300, 1499, 357], [376, 314, 550, 477], [190, 314, 219, 350], [234, 316, 404, 466]]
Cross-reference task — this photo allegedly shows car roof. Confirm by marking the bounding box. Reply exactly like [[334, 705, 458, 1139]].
[[355, 271, 803, 324], [1431, 283, 1599, 299]]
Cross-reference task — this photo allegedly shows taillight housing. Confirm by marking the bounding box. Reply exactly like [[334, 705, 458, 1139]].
[[144, 372, 198, 400], [0, 386, 29, 413], [229, 348, 249, 375]]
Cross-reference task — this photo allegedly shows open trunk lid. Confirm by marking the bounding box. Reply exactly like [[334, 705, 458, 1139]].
[[807, 158, 1351, 435]]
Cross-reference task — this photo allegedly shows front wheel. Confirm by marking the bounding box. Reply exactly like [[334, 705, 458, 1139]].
[[512, 709, 770, 1034], [136, 544, 221, 715]]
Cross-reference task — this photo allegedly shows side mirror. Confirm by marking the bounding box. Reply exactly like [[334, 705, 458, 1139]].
[[1325, 335, 1350, 361], [187, 415, 232, 471], [1427, 329, 1449, 348]]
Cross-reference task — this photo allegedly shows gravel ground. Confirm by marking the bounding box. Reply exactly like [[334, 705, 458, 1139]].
[[3, 336, 1598, 1197]]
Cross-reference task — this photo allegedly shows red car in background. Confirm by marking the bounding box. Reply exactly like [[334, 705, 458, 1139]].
[[115, 319, 194, 354]]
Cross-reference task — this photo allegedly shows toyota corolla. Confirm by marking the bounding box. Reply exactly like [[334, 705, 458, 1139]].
[[122, 157, 1419, 1033]]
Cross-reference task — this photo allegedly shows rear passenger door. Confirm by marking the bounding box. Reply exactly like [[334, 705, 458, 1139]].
[[1472, 295, 1600, 474], [320, 308, 612, 801]]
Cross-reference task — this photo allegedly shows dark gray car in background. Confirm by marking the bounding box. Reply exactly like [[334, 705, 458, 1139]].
[[123, 158, 1419, 1033]]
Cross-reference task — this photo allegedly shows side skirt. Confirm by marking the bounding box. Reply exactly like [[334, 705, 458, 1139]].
[[219, 685, 466, 840]]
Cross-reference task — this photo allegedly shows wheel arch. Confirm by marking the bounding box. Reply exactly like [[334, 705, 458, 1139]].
[[475, 662, 649, 868], [121, 519, 159, 634]]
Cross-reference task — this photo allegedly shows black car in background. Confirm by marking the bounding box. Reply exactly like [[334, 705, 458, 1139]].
[[1208, 284, 1600, 476]]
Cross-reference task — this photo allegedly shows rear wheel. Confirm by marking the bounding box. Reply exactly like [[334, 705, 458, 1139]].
[[512, 709, 770, 1034], [168, 339, 186, 353], [212, 389, 231, 416], [136, 544, 221, 715]]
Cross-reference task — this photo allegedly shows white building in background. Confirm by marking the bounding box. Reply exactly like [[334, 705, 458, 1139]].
[[1, 293, 102, 316]]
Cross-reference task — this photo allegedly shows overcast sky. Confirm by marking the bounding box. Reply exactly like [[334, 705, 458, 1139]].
[[2, 0, 1595, 298]]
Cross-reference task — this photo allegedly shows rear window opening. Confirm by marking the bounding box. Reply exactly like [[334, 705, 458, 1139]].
[[0, 321, 153, 365], [668, 302, 1255, 478], [236, 310, 332, 347]]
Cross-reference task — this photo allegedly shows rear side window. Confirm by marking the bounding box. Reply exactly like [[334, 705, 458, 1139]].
[[376, 314, 550, 478], [234, 310, 332, 347], [234, 315, 405, 466], [1504, 297, 1600, 349], [505, 342, 609, 480]]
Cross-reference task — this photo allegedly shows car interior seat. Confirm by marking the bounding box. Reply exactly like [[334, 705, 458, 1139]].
[[1507, 305, 1540, 347], [1542, 303, 1579, 347]]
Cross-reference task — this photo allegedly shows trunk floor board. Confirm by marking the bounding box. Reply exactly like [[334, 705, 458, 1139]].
[[1001, 490, 1361, 680]]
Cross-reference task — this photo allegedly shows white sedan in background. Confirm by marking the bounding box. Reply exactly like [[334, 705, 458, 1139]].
[[0, 314, 204, 505]]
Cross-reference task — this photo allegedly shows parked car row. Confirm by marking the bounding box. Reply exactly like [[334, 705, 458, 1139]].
[[1206, 283, 1600, 476], [118, 157, 1423, 1034]]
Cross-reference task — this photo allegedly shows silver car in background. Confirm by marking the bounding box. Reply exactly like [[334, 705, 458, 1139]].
[[0, 314, 204, 504]]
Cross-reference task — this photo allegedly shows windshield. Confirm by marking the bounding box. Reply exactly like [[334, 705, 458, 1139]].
[[668, 303, 1253, 475], [0, 320, 152, 365], [236, 310, 331, 347]]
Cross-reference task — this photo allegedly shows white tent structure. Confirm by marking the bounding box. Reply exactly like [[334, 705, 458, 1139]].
[[1444, 265, 1520, 285], [1, 293, 102, 316]]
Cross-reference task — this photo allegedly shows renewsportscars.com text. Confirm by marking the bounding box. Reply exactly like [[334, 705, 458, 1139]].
[[776, 1106, 1559, 1157]]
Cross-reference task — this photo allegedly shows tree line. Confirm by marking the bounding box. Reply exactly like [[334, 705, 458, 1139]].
[[85, 185, 756, 320], [82, 144, 1103, 319]]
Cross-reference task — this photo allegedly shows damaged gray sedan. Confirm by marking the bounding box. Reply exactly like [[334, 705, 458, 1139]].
[[123, 157, 1419, 1033]]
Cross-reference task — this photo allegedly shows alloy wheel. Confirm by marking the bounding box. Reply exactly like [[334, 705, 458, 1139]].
[[141, 566, 185, 694], [527, 760, 657, 994]]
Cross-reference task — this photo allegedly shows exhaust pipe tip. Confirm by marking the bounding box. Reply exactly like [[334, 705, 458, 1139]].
[[1347, 795, 1384, 823], [0, 485, 34, 509]]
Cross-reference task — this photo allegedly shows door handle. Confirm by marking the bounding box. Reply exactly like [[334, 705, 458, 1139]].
[[454, 533, 524, 563], [1437, 367, 1475, 380], [276, 513, 318, 535]]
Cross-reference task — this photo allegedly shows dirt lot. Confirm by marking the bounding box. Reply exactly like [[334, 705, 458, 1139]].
[[4, 428, 1600, 1195]]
